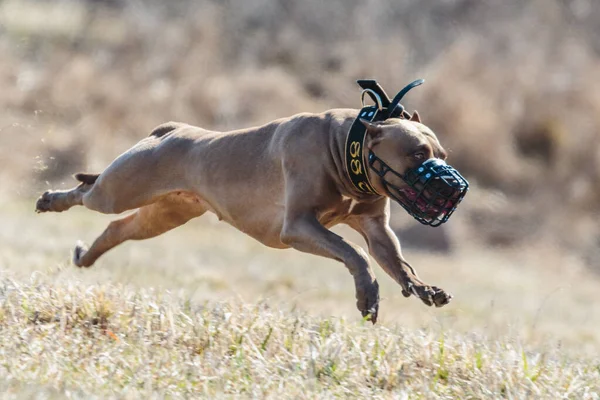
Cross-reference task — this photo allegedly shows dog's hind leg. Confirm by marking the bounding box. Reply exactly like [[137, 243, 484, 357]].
[[73, 192, 206, 267], [35, 173, 100, 213]]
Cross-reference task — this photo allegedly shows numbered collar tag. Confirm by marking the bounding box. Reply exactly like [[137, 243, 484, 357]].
[[344, 106, 380, 195]]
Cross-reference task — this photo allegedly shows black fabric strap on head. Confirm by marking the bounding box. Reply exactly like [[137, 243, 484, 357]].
[[356, 80, 391, 108], [386, 79, 424, 120], [346, 79, 425, 195], [356, 79, 423, 120]]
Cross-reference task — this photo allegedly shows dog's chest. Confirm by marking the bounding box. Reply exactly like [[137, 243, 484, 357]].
[[318, 196, 359, 227]]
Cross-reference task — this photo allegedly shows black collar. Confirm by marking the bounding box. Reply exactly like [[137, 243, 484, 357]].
[[344, 105, 381, 195]]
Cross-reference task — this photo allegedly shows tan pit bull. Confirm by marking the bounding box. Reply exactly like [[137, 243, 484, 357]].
[[35, 80, 467, 323]]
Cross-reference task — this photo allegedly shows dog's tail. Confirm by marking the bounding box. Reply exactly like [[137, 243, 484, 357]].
[[74, 173, 100, 185]]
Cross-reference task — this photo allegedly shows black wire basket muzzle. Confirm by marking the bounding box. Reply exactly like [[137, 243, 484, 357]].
[[368, 155, 469, 226]]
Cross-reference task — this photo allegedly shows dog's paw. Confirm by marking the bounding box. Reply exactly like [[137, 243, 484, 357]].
[[73, 241, 89, 268], [431, 286, 453, 307], [356, 278, 380, 324], [406, 282, 452, 308], [35, 191, 53, 213]]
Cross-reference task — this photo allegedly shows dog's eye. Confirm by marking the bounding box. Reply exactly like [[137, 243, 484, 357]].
[[414, 152, 425, 161]]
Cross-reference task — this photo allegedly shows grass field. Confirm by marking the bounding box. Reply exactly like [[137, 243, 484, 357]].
[[0, 279, 598, 399], [0, 199, 599, 398]]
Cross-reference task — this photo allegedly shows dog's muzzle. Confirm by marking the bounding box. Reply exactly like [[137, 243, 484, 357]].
[[368, 155, 469, 226]]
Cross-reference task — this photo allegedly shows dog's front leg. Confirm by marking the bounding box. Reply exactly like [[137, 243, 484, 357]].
[[280, 213, 380, 323], [352, 216, 452, 308]]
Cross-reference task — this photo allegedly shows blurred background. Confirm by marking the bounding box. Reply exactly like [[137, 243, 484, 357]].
[[1, 0, 599, 351]]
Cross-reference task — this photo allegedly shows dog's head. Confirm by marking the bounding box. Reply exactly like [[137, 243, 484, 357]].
[[362, 113, 468, 226]]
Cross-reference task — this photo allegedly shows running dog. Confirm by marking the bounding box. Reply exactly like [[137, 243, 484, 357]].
[[35, 80, 468, 323]]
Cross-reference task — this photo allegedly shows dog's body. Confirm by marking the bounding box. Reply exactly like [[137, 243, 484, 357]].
[[36, 108, 453, 322]]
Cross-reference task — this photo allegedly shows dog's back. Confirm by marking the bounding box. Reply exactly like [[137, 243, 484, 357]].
[[148, 122, 184, 139]]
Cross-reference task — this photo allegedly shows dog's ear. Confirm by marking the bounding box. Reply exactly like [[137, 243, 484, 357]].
[[361, 119, 385, 148], [360, 119, 383, 138], [410, 110, 421, 123]]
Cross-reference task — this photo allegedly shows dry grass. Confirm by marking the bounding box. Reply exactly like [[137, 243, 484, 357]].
[[3, 200, 600, 351], [0, 276, 598, 399], [1, 200, 600, 397]]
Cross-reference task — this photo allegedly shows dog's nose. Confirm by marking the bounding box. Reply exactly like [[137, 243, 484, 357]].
[[427, 178, 452, 196]]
